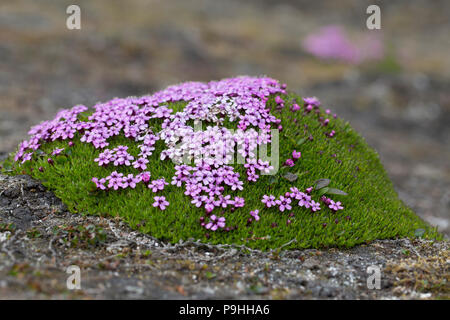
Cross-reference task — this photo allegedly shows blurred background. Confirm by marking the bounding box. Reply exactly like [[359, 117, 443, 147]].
[[0, 0, 449, 235]]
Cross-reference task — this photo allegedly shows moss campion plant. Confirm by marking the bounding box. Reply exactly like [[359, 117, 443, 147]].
[[1, 76, 440, 250]]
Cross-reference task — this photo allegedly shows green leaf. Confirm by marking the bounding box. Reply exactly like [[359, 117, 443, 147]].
[[297, 137, 307, 146], [317, 187, 329, 196], [314, 179, 331, 190], [325, 188, 348, 196], [282, 172, 298, 182]]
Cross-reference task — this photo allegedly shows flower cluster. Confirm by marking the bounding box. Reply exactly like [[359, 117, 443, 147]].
[[321, 196, 344, 212], [95, 146, 135, 167], [13, 76, 345, 233], [262, 187, 344, 214], [284, 149, 302, 167], [302, 25, 384, 64], [176, 164, 246, 214], [148, 178, 168, 192]]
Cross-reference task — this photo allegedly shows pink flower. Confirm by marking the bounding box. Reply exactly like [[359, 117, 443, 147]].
[[139, 171, 151, 183], [329, 200, 344, 211], [92, 177, 107, 190], [302, 25, 384, 64], [262, 195, 276, 208], [205, 215, 226, 231], [148, 178, 168, 192], [133, 158, 149, 171], [21, 153, 33, 164], [303, 26, 360, 63], [52, 148, 64, 156], [121, 174, 140, 189], [284, 159, 295, 167], [233, 196, 245, 208], [275, 96, 284, 105], [153, 196, 169, 210], [250, 209, 260, 221], [321, 196, 332, 205], [204, 197, 216, 213], [276, 196, 292, 212], [298, 193, 311, 207], [292, 150, 301, 160], [303, 97, 321, 107], [310, 200, 321, 212], [191, 195, 207, 208], [291, 104, 301, 111]]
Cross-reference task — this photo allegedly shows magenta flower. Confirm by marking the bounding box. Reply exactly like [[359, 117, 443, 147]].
[[276, 196, 292, 212], [133, 158, 149, 171], [153, 196, 169, 210], [298, 193, 311, 207], [139, 171, 151, 183], [148, 178, 168, 192], [329, 200, 344, 211], [214, 195, 233, 208], [303, 96, 320, 107], [303, 26, 358, 62], [291, 103, 301, 111], [275, 96, 284, 105], [21, 153, 33, 164], [250, 210, 260, 221], [233, 196, 245, 208], [204, 197, 216, 213], [205, 215, 226, 231], [261, 195, 276, 208], [295, 192, 304, 201], [292, 150, 301, 160], [320, 196, 332, 205], [191, 195, 207, 208], [106, 171, 124, 190], [107, 178, 122, 190], [302, 25, 383, 64], [94, 152, 110, 166], [92, 177, 107, 190], [310, 200, 321, 212], [52, 148, 64, 156], [284, 159, 295, 167], [121, 174, 140, 189]]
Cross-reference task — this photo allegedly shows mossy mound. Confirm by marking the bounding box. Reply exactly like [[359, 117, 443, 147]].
[[1, 76, 440, 250]]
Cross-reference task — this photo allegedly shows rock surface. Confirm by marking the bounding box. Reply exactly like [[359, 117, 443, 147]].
[[1, 174, 448, 299]]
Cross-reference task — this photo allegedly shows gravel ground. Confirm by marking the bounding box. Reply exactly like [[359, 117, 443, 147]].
[[0, 174, 448, 299]]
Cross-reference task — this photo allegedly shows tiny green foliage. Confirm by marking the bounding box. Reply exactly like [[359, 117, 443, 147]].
[[1, 77, 441, 250]]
